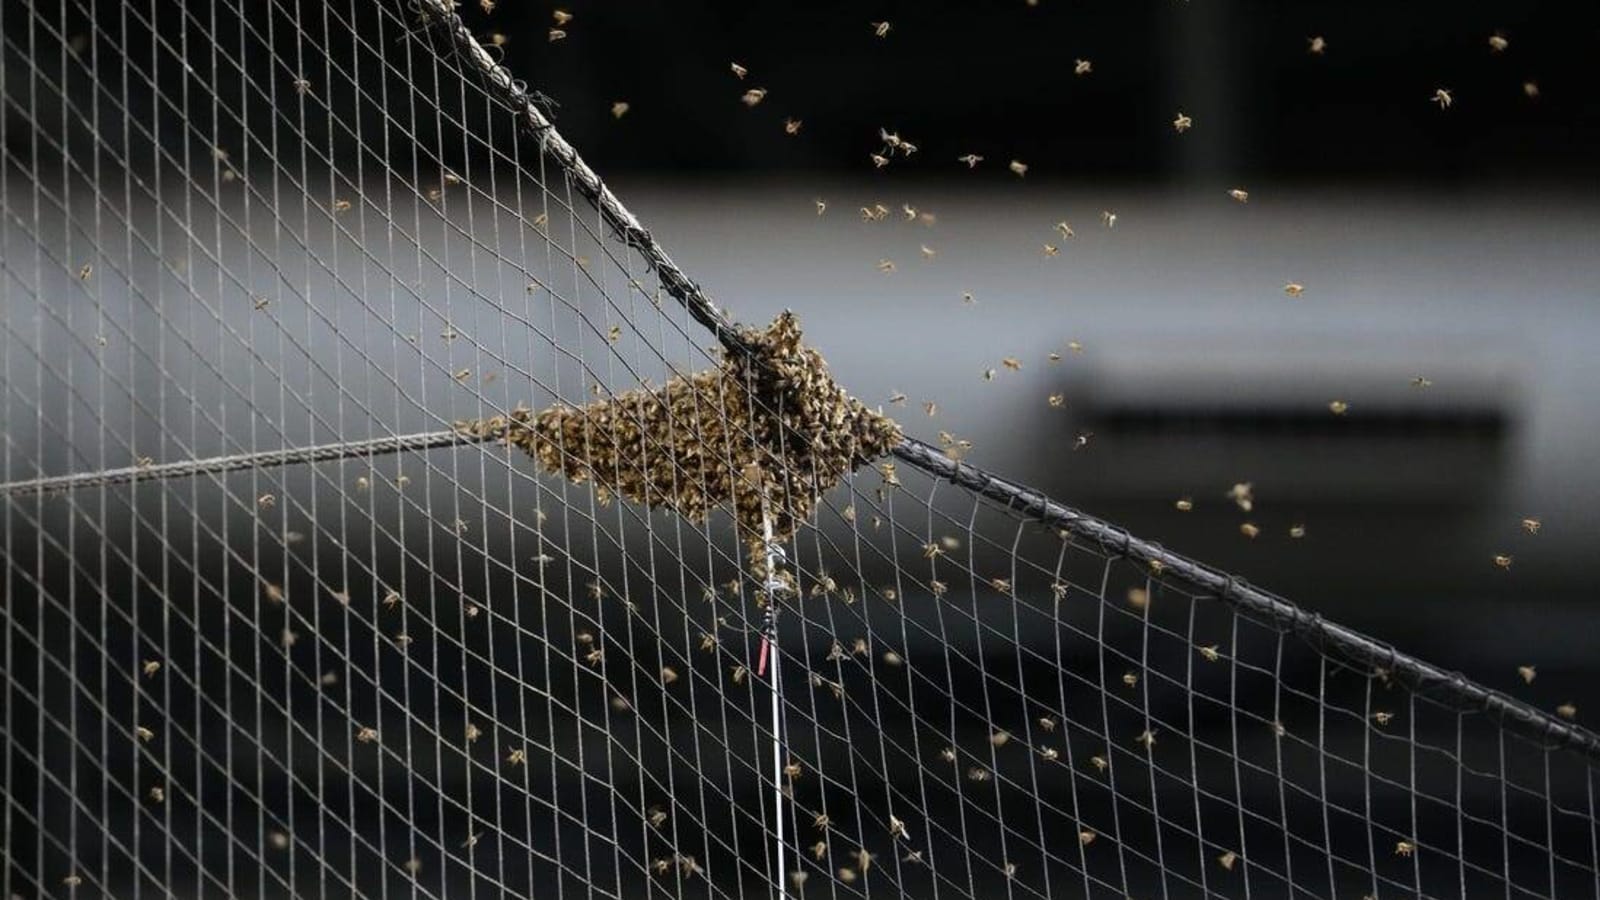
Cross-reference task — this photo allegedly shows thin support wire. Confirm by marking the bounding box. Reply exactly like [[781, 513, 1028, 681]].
[[759, 512, 788, 899], [0, 430, 475, 497]]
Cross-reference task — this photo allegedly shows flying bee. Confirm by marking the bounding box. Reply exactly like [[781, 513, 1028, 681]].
[[1055, 221, 1075, 238], [814, 198, 826, 216], [1329, 399, 1349, 415], [355, 726, 379, 743], [1175, 497, 1194, 511], [610, 101, 630, 119], [1289, 523, 1307, 538], [1100, 210, 1117, 228], [1068, 340, 1084, 353], [920, 244, 936, 260], [506, 748, 526, 765], [1126, 587, 1149, 609], [1048, 352, 1062, 362], [967, 766, 991, 782], [961, 291, 975, 305], [1122, 672, 1139, 688], [1373, 711, 1394, 725], [142, 660, 161, 678], [1395, 841, 1414, 857], [1240, 522, 1261, 539], [548, 28, 567, 41], [292, 76, 311, 95], [1518, 665, 1537, 684], [1048, 393, 1065, 408], [784, 118, 802, 135], [1009, 160, 1029, 177], [870, 153, 890, 168], [1043, 243, 1059, 257], [958, 153, 984, 168], [1090, 755, 1108, 771], [1307, 35, 1327, 55], [1432, 88, 1453, 109], [1411, 375, 1433, 389], [990, 730, 1011, 748], [333, 198, 352, 213], [811, 840, 828, 859], [1557, 703, 1577, 719], [990, 577, 1011, 593], [1228, 188, 1249, 203], [1523, 81, 1540, 98], [1073, 432, 1093, 451], [889, 815, 909, 839], [1199, 645, 1221, 662], [871, 20, 891, 37], [648, 806, 668, 828], [552, 9, 573, 24], [923, 400, 938, 416], [1218, 851, 1238, 871], [660, 666, 678, 685], [1039, 746, 1059, 761], [741, 88, 768, 108], [1521, 517, 1541, 534], [79, 263, 94, 280], [1074, 58, 1092, 75], [1079, 830, 1097, 846], [1227, 482, 1254, 511], [1172, 111, 1193, 133], [876, 258, 896, 273], [135, 725, 155, 742], [730, 62, 747, 79], [1493, 554, 1513, 570], [1136, 729, 1158, 749]]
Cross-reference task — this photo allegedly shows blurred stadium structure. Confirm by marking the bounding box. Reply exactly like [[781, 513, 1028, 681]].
[[3, 0, 1599, 898]]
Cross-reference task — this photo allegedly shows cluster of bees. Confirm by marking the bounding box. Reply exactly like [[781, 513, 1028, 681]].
[[463, 311, 901, 568]]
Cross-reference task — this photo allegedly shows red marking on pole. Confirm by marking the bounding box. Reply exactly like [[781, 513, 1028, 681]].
[[757, 637, 771, 677]]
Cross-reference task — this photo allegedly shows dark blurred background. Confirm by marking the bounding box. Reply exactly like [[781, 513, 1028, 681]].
[[4, 0, 1600, 896], [446, 0, 1600, 695]]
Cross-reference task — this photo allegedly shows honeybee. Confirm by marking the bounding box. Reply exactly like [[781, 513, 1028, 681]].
[[1373, 711, 1393, 725], [1175, 497, 1194, 511], [730, 62, 747, 79], [1199, 645, 1220, 662], [1518, 665, 1536, 684], [552, 9, 573, 24], [741, 88, 768, 108], [1307, 35, 1327, 55], [1079, 830, 1096, 846], [1240, 523, 1260, 539], [1074, 59, 1092, 76], [1432, 88, 1453, 109], [1328, 400, 1349, 415], [1172, 112, 1193, 133], [1218, 851, 1238, 871], [611, 101, 630, 119], [1009, 160, 1029, 177], [1228, 188, 1249, 203], [958, 153, 984, 168], [871, 21, 891, 37], [784, 118, 802, 135]]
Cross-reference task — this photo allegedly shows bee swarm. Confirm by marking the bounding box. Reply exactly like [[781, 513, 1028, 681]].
[[464, 312, 901, 557]]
